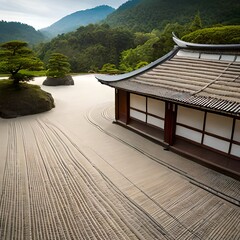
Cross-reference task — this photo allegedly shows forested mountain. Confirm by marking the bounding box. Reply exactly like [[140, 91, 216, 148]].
[[40, 5, 115, 38], [37, 24, 135, 73], [104, 0, 240, 32], [0, 21, 46, 45], [2, 0, 239, 75], [36, 22, 240, 74]]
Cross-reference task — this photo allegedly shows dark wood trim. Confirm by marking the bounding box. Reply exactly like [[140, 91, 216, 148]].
[[147, 122, 164, 131], [229, 118, 236, 154], [176, 135, 240, 161], [176, 122, 203, 133], [130, 107, 147, 115], [117, 89, 129, 124], [204, 132, 232, 143], [164, 102, 177, 145], [145, 96, 148, 123], [232, 118, 240, 145], [147, 112, 165, 121], [232, 139, 240, 145], [115, 89, 119, 121], [129, 116, 146, 124], [129, 117, 163, 130], [127, 92, 130, 123], [201, 111, 207, 144], [171, 138, 240, 181], [129, 118, 164, 139], [130, 107, 165, 121]]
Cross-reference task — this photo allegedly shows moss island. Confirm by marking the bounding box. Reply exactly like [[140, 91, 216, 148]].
[[0, 80, 55, 118]]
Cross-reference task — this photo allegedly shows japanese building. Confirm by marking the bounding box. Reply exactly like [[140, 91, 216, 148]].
[[96, 35, 240, 180]]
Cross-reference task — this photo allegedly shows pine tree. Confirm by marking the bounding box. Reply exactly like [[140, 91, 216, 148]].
[[46, 53, 71, 78], [0, 41, 43, 84]]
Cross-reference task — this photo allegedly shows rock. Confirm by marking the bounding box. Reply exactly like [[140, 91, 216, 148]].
[[0, 83, 55, 119], [42, 75, 74, 86]]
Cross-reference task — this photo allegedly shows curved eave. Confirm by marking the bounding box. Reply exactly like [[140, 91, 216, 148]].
[[95, 46, 179, 83], [172, 33, 240, 50]]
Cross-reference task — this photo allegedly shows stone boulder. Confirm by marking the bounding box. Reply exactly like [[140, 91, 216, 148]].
[[43, 75, 74, 86], [0, 83, 55, 119]]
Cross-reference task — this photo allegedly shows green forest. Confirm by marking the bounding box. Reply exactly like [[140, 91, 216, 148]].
[[35, 22, 240, 74], [104, 0, 240, 32], [0, 21, 45, 45], [1, 0, 240, 75]]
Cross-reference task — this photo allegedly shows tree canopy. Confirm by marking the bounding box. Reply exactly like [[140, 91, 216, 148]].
[[104, 0, 240, 32], [0, 40, 43, 84], [36, 24, 135, 73], [182, 25, 240, 44], [46, 53, 71, 78]]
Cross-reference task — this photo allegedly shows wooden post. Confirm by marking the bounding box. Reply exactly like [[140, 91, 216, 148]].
[[116, 89, 129, 124], [164, 102, 177, 145]]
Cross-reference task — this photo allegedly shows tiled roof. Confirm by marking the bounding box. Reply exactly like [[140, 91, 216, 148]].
[[96, 36, 240, 116], [132, 53, 240, 101]]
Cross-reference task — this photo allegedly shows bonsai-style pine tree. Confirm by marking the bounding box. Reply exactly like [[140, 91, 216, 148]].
[[0, 40, 43, 84], [46, 53, 71, 78]]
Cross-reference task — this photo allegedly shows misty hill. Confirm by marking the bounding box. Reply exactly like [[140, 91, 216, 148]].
[[104, 0, 240, 32], [40, 5, 115, 38], [0, 21, 46, 45]]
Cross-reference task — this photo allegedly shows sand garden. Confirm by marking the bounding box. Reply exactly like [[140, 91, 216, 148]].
[[0, 75, 239, 239]]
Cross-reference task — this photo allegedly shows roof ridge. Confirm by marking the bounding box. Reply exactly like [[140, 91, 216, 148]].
[[172, 33, 240, 50]]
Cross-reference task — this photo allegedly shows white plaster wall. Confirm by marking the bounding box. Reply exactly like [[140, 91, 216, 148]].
[[130, 94, 146, 112], [147, 98, 165, 118], [147, 116, 164, 129], [177, 106, 204, 130], [220, 55, 235, 62], [205, 113, 233, 139], [203, 135, 230, 153], [235, 56, 240, 62], [130, 109, 146, 122], [177, 50, 200, 58], [176, 125, 202, 143], [231, 144, 240, 158], [233, 119, 240, 142], [200, 53, 220, 60]]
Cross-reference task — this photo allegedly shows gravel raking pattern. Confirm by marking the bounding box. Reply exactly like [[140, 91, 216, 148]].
[[0, 119, 170, 240]]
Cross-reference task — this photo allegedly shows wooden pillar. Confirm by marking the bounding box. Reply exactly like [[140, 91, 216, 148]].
[[115, 89, 129, 124], [164, 102, 177, 145]]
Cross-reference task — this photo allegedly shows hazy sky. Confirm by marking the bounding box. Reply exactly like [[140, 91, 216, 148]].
[[0, 0, 127, 30]]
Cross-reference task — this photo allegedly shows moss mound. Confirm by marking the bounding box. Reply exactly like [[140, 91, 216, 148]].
[[0, 80, 55, 118]]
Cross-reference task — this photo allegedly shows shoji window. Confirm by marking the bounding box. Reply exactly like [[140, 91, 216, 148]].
[[203, 113, 233, 153], [176, 106, 204, 143]]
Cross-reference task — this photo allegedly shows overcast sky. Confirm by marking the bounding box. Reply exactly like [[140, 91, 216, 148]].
[[0, 0, 127, 30]]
